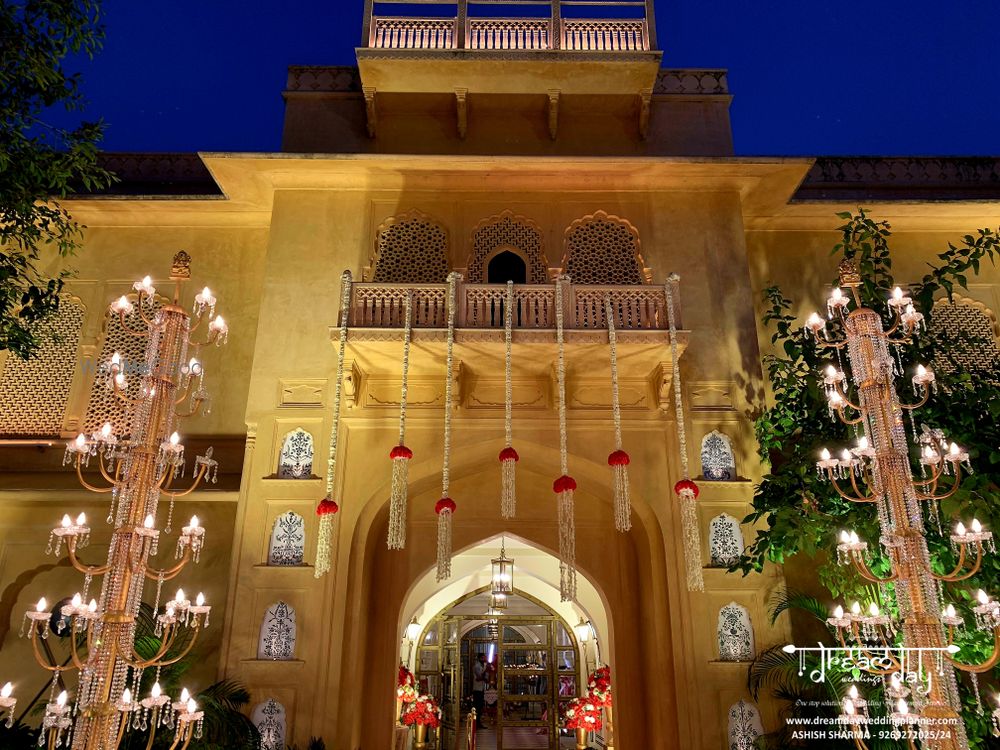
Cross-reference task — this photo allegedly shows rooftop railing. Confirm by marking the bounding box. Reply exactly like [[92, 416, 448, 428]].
[[364, 0, 655, 52]]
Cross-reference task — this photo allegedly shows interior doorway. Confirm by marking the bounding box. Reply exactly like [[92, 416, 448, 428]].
[[415, 588, 582, 750], [486, 249, 527, 284]]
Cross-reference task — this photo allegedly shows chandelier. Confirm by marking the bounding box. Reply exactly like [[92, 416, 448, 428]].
[[805, 259, 998, 750], [5, 252, 228, 750], [488, 538, 514, 611]]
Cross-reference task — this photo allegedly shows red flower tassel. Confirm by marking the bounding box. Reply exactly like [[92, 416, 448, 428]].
[[388, 444, 412, 550], [608, 449, 631, 532], [673, 479, 704, 591], [435, 497, 456, 581], [314, 495, 339, 576], [553, 475, 577, 601], [499, 446, 519, 519]]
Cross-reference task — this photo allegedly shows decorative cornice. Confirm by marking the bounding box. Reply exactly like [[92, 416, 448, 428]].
[[70, 153, 223, 198], [653, 69, 729, 96], [286, 65, 363, 93], [354, 48, 662, 65], [794, 157, 1000, 202]]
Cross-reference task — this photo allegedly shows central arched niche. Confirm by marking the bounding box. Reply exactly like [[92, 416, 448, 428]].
[[341, 440, 680, 750]]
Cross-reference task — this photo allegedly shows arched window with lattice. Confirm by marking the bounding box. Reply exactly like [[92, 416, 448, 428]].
[[466, 211, 550, 284], [252, 699, 286, 750], [0, 300, 85, 436], [561, 211, 649, 285], [368, 210, 450, 283], [258, 601, 297, 660], [277, 428, 314, 478], [929, 295, 1000, 375], [268, 511, 306, 565], [717, 602, 754, 662], [727, 700, 764, 750], [84, 295, 163, 434]]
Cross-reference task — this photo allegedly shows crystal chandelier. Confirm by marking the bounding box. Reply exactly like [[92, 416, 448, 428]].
[[5, 252, 228, 750], [805, 259, 997, 750]]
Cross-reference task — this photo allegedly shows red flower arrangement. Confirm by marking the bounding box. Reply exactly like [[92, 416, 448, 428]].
[[397, 663, 417, 703], [586, 665, 612, 707], [401, 694, 440, 728], [562, 697, 603, 731]]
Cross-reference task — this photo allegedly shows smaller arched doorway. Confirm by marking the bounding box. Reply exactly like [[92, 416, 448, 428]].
[[486, 248, 528, 284], [415, 586, 584, 750]]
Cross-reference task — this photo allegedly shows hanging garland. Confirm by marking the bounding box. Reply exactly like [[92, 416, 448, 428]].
[[665, 274, 704, 592], [604, 295, 631, 533], [314, 271, 353, 578], [499, 280, 518, 518], [554, 276, 577, 602], [436, 273, 460, 581], [387, 292, 413, 550]]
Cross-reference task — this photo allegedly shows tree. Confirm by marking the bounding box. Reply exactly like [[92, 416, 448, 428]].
[[0, 0, 114, 359], [739, 210, 1000, 745]]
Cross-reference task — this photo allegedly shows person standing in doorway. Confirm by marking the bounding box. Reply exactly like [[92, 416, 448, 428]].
[[472, 652, 487, 729]]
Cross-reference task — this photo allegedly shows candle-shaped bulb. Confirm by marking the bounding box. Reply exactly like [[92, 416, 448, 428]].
[[36, 597, 47, 613], [956, 522, 967, 536], [892, 286, 903, 301], [111, 352, 121, 366], [74, 434, 86, 449], [101, 422, 112, 438], [950, 442, 960, 456], [848, 684, 859, 700], [76, 512, 86, 526], [201, 287, 212, 300], [61, 514, 71, 528], [186, 698, 196, 714], [851, 601, 861, 616], [973, 518, 983, 533], [916, 364, 927, 377], [979, 589, 991, 605], [175, 588, 185, 603], [841, 449, 851, 462], [825, 364, 837, 377], [820, 448, 831, 461], [891, 673, 902, 688], [833, 605, 844, 619], [849, 531, 859, 545], [858, 436, 869, 450], [141, 275, 152, 289], [196, 592, 205, 607], [71, 593, 82, 608], [121, 688, 131, 705], [897, 698, 908, 716], [56, 691, 67, 707], [169, 431, 180, 446], [923, 445, 934, 458], [868, 602, 880, 617], [843, 698, 855, 716], [88, 599, 97, 613], [179, 688, 189, 703], [143, 514, 154, 529], [0, 682, 11, 698], [189, 515, 199, 530], [151, 682, 161, 699], [832, 287, 843, 300], [839, 530, 850, 544], [945, 604, 956, 617]]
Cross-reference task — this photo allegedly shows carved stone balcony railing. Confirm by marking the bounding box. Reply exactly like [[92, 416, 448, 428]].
[[345, 282, 678, 342], [368, 17, 650, 52]]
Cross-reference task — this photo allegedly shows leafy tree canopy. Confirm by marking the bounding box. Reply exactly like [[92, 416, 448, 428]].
[[0, 0, 114, 359]]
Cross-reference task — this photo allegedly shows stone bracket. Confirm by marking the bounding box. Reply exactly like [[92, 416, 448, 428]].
[[363, 86, 377, 138], [456, 88, 468, 140], [638, 89, 652, 140], [548, 90, 560, 140]]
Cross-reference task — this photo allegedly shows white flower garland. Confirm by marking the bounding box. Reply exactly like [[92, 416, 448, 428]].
[[666, 274, 704, 592], [387, 293, 413, 550], [500, 280, 517, 518], [436, 273, 460, 581], [604, 295, 631, 533], [315, 270, 352, 578], [555, 276, 577, 602]]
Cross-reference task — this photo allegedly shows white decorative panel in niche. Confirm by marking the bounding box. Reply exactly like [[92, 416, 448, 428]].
[[701, 430, 736, 481], [268, 511, 306, 566], [252, 699, 286, 750], [258, 602, 297, 660], [709, 513, 745, 568], [727, 700, 764, 750], [717, 602, 754, 662], [278, 428, 314, 478]]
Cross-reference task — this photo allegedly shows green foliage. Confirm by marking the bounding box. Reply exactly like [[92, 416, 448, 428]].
[[741, 210, 1000, 746], [0, 0, 115, 359]]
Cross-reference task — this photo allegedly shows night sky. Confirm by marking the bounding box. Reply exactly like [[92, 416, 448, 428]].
[[53, 0, 1000, 156]]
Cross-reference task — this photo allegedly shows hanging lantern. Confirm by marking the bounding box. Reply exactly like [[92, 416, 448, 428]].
[[387, 293, 414, 551], [489, 591, 509, 611], [604, 296, 632, 533], [491, 539, 514, 597], [315, 270, 352, 578], [500, 280, 518, 518], [435, 497, 456, 581]]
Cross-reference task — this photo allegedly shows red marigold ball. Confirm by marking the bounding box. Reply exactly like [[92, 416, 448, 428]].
[[316, 497, 340, 516], [435, 497, 456, 515], [389, 444, 413, 460], [553, 475, 577, 493], [607, 449, 630, 467], [673, 478, 700, 499], [498, 446, 519, 462]]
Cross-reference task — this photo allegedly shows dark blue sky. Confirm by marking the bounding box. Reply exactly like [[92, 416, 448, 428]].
[[58, 0, 1000, 155]]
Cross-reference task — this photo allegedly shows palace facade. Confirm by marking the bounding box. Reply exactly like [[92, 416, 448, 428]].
[[1, 2, 999, 749]]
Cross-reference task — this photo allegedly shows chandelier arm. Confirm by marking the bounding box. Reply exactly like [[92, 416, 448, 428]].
[[945, 628, 1000, 674], [912, 460, 945, 488], [110, 374, 145, 408], [145, 708, 162, 750], [67, 540, 111, 576], [188, 311, 206, 337], [96, 451, 120, 485], [75, 456, 115, 494], [848, 470, 878, 503], [127, 623, 177, 669], [67, 620, 89, 671], [29, 627, 76, 674], [850, 552, 899, 583], [173, 377, 194, 406], [898, 387, 930, 412], [834, 408, 866, 426], [172, 397, 205, 420], [917, 467, 962, 502], [158, 465, 208, 500], [135, 290, 157, 328], [143, 547, 192, 582], [930, 543, 983, 582], [146, 626, 201, 668], [117, 310, 151, 338], [115, 712, 129, 748], [827, 473, 877, 503], [832, 382, 863, 412]]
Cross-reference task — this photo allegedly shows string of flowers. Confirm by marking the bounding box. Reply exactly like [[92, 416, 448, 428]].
[[314, 270, 352, 578], [387, 292, 413, 550], [499, 279, 518, 518], [604, 295, 631, 532], [435, 273, 460, 581], [554, 275, 577, 602], [665, 274, 704, 592]]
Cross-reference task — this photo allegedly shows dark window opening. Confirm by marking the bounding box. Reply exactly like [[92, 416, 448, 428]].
[[487, 251, 527, 284]]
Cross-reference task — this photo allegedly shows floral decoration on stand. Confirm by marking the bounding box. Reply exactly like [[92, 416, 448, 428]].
[[397, 664, 417, 705], [401, 694, 441, 728], [586, 666, 612, 707], [314, 270, 352, 577]]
